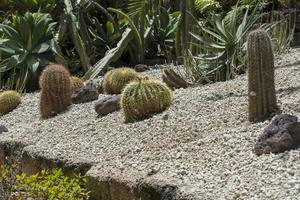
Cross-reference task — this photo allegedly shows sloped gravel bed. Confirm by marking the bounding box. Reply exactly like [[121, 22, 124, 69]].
[[1, 49, 300, 199]]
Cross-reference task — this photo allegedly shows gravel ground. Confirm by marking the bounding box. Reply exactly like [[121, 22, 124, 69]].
[[1, 49, 300, 199]]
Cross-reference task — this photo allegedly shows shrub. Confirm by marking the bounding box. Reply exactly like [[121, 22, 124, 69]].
[[0, 165, 90, 200], [188, 4, 259, 83], [16, 168, 90, 200], [0, 12, 56, 92]]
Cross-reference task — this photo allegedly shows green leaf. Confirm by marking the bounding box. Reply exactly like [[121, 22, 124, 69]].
[[106, 21, 114, 34]]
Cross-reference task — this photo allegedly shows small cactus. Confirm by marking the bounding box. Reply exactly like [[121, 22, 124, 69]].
[[121, 77, 173, 122], [39, 64, 72, 119], [102, 67, 139, 94], [247, 30, 278, 122], [0, 91, 21, 115], [70, 76, 84, 92]]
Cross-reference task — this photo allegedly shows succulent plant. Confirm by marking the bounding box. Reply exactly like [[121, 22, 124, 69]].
[[102, 67, 139, 94], [247, 29, 278, 122], [70, 76, 84, 92], [0, 91, 21, 115], [39, 64, 72, 119], [121, 77, 172, 122], [162, 68, 191, 90]]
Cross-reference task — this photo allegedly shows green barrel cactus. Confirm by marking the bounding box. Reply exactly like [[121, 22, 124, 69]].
[[102, 67, 139, 94], [121, 77, 173, 122], [70, 76, 84, 92], [247, 29, 278, 122], [0, 91, 21, 115], [39, 64, 72, 119]]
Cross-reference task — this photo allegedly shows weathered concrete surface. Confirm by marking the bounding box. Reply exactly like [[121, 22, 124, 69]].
[[0, 141, 179, 200]]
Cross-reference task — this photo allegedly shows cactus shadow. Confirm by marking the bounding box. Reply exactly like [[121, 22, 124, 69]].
[[276, 61, 300, 69], [277, 86, 300, 97]]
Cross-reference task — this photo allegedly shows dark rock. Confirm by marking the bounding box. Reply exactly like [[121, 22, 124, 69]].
[[254, 114, 300, 155], [0, 125, 8, 134], [95, 95, 121, 116], [72, 82, 99, 104], [134, 64, 149, 72]]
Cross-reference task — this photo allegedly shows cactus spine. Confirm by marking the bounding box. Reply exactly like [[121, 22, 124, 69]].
[[0, 91, 21, 115], [102, 67, 139, 94], [39, 64, 72, 119], [70, 76, 84, 92], [247, 30, 278, 122], [121, 77, 173, 122]]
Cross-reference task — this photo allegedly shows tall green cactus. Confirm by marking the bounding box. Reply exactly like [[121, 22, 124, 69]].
[[121, 77, 173, 122], [247, 30, 278, 122], [39, 64, 72, 119]]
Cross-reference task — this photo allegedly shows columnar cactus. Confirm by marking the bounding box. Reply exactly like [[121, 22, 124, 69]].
[[39, 64, 72, 119], [102, 67, 139, 94], [0, 91, 21, 115], [70, 76, 84, 92], [247, 30, 278, 122], [121, 77, 173, 122]]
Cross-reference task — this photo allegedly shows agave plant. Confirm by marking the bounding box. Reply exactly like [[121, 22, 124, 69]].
[[189, 4, 260, 82], [0, 12, 56, 91]]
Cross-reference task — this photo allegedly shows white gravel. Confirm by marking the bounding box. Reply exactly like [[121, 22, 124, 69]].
[[1, 49, 300, 199]]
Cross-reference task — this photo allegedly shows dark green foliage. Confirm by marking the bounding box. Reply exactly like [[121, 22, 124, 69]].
[[247, 29, 278, 122], [0, 164, 90, 200], [0, 12, 56, 92]]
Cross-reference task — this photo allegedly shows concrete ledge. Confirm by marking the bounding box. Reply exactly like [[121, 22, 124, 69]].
[[0, 141, 179, 200]]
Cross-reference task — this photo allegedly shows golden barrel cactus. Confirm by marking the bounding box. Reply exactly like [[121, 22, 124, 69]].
[[121, 77, 173, 122], [0, 91, 21, 115], [39, 64, 72, 119], [102, 67, 139, 94], [70, 76, 84, 92]]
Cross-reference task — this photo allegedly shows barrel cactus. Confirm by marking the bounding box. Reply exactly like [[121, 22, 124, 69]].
[[70, 76, 84, 92], [0, 91, 21, 115], [39, 64, 72, 119], [102, 67, 139, 94], [121, 77, 173, 122], [247, 29, 278, 122]]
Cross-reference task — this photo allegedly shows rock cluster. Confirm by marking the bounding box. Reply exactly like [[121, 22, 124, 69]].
[[72, 82, 99, 104], [95, 95, 121, 116], [254, 114, 300, 155]]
